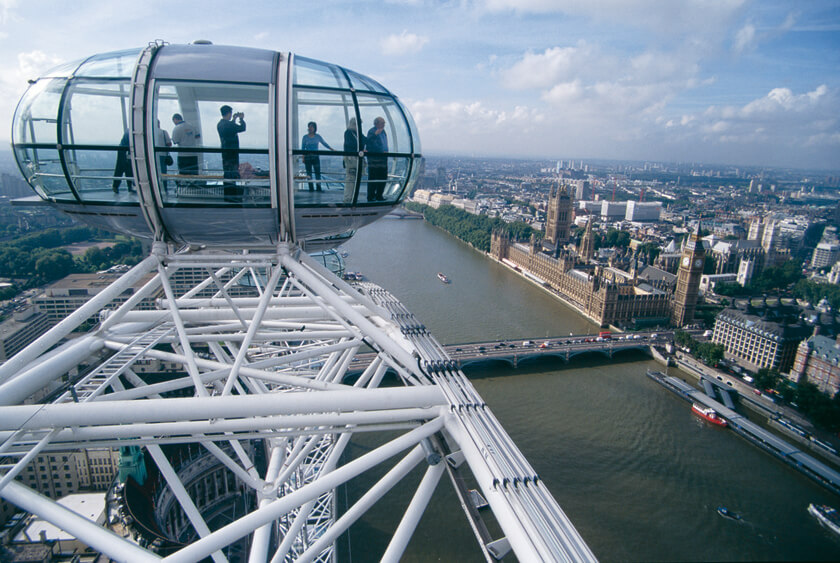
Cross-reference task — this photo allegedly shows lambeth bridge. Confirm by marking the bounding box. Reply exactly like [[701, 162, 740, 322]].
[[349, 330, 674, 372]]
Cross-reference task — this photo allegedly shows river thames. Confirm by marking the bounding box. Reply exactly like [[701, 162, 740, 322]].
[[336, 217, 840, 561]]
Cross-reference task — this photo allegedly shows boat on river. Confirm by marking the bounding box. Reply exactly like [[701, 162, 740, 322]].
[[717, 506, 741, 520], [437, 272, 450, 283], [692, 403, 727, 427], [808, 503, 840, 536]]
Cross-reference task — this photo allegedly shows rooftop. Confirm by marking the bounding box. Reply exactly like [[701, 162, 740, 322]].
[[15, 493, 105, 542]]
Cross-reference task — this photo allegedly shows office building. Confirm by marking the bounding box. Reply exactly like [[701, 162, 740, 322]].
[[811, 242, 840, 270], [624, 201, 661, 222], [600, 201, 627, 221], [0, 307, 51, 362], [33, 273, 160, 325], [790, 334, 840, 397], [14, 449, 120, 500], [712, 308, 810, 372]]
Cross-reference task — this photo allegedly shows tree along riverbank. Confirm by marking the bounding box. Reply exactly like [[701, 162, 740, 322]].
[[404, 201, 535, 251]]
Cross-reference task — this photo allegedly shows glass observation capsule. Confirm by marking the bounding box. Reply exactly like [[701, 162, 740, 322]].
[[11, 42, 423, 249]]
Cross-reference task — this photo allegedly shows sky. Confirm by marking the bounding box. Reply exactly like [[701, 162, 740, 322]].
[[0, 0, 838, 171]]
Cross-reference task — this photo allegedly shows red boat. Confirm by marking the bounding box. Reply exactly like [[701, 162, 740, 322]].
[[692, 403, 727, 427]]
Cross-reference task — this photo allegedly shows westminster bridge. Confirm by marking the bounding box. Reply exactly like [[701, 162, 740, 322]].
[[348, 330, 674, 372]]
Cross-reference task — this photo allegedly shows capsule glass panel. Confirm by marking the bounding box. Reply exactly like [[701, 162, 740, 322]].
[[355, 94, 412, 155], [41, 60, 83, 79], [292, 87, 358, 207], [359, 155, 411, 203], [14, 147, 71, 199], [60, 79, 134, 203], [293, 153, 347, 204], [74, 49, 140, 78], [61, 80, 131, 145], [66, 148, 138, 202], [345, 69, 388, 94], [153, 81, 270, 207], [292, 89, 355, 151], [292, 56, 350, 89], [396, 97, 421, 154], [13, 78, 64, 146]]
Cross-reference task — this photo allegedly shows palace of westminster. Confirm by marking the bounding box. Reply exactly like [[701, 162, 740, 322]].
[[490, 184, 722, 329]]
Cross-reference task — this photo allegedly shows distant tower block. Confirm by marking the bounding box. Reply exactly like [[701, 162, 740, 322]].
[[671, 224, 706, 327], [545, 184, 572, 246]]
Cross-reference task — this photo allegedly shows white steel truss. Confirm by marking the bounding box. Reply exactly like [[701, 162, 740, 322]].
[[0, 242, 595, 562]]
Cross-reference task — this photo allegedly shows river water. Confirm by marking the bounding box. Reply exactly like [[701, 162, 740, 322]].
[[337, 217, 840, 562]]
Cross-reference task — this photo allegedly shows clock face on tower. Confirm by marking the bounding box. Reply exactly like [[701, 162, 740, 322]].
[[682, 256, 690, 267], [694, 258, 703, 268]]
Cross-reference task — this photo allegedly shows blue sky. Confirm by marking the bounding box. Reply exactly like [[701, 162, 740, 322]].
[[0, 0, 838, 170]]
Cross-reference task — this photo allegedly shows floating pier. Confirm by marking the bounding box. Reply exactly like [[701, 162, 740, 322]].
[[647, 370, 840, 496]]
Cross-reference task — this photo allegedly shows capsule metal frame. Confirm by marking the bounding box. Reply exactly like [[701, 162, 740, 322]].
[[11, 41, 424, 249]]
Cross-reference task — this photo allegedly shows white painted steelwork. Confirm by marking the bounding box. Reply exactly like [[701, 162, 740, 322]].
[[0, 245, 595, 561]]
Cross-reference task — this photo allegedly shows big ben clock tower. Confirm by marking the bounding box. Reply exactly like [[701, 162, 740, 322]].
[[671, 223, 706, 327]]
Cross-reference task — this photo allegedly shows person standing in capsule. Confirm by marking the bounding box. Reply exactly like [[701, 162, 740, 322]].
[[301, 121, 333, 192], [366, 117, 388, 201], [217, 105, 246, 201], [343, 118, 364, 203], [172, 113, 199, 175]]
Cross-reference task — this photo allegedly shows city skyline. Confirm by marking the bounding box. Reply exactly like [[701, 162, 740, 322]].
[[0, 0, 837, 170]]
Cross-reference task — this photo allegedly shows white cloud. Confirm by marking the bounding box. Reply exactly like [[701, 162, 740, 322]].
[[542, 80, 583, 105], [780, 12, 797, 32], [477, 0, 748, 40], [16, 50, 64, 79], [733, 12, 798, 55], [380, 30, 429, 56], [407, 97, 545, 153], [0, 50, 65, 144], [0, 50, 64, 102], [0, 0, 19, 25], [739, 85, 828, 117], [733, 22, 756, 53], [658, 85, 840, 166], [503, 43, 697, 122], [501, 43, 596, 90]]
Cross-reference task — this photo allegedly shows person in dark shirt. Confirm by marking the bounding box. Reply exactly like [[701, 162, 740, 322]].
[[217, 105, 246, 201], [112, 130, 133, 193], [365, 116, 388, 201], [343, 117, 364, 203]]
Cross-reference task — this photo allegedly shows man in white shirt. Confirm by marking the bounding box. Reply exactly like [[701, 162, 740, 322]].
[[171, 113, 199, 175]]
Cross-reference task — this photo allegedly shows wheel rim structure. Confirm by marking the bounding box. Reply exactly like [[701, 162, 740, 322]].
[[0, 242, 595, 562]]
